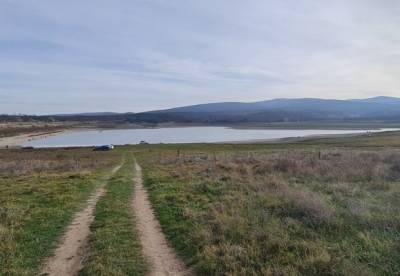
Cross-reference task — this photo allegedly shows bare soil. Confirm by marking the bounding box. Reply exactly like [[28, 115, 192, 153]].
[[133, 162, 191, 276]]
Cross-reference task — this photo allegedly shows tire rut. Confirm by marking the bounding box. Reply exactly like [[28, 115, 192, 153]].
[[132, 162, 191, 276], [41, 164, 122, 276]]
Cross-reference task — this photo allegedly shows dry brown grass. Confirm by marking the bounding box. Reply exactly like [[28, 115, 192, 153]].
[[0, 148, 118, 176], [141, 148, 400, 275]]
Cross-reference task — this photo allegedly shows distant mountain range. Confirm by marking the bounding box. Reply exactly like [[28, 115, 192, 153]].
[[135, 96, 400, 123], [4, 96, 400, 124], [51, 96, 400, 123], [52, 112, 123, 117], [157, 96, 400, 114]]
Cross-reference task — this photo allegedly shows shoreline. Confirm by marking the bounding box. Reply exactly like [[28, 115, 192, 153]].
[[95, 122, 400, 131], [225, 132, 372, 144], [1, 127, 399, 149], [0, 130, 69, 148]]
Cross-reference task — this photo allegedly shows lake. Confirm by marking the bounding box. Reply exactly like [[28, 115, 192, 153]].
[[23, 127, 399, 148]]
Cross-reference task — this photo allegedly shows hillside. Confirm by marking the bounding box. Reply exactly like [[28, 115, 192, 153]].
[[160, 96, 400, 115], [4, 96, 400, 124], [139, 96, 400, 123]]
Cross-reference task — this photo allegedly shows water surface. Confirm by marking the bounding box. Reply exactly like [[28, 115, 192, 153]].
[[24, 127, 399, 148]]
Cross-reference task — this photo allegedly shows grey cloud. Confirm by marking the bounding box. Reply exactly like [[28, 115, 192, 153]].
[[0, 0, 399, 114]]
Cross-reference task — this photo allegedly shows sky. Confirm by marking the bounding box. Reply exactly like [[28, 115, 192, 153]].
[[1, 0, 400, 114]]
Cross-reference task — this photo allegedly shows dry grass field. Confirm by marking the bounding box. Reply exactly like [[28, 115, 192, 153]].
[[137, 136, 400, 275], [1, 132, 400, 275]]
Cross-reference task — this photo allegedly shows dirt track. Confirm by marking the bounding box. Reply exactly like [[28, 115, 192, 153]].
[[133, 162, 191, 276], [41, 165, 121, 276]]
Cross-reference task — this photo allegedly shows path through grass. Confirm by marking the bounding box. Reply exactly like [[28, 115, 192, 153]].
[[0, 148, 118, 275], [80, 155, 148, 275]]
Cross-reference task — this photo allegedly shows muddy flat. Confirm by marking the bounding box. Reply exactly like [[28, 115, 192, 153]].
[[41, 164, 122, 276], [133, 162, 191, 276]]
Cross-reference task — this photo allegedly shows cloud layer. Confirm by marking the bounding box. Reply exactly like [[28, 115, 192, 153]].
[[1, 0, 399, 114]]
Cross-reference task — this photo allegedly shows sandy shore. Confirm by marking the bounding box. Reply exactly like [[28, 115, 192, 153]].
[[0, 130, 67, 148]]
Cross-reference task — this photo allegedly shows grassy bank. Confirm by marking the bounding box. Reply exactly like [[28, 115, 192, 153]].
[[80, 155, 147, 275], [0, 148, 119, 275], [137, 135, 400, 275]]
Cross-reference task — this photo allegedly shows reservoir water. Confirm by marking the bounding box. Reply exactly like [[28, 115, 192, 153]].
[[23, 127, 398, 148]]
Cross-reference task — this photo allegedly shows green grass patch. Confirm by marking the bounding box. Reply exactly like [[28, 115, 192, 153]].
[[80, 156, 148, 276], [0, 148, 119, 275], [0, 173, 110, 275]]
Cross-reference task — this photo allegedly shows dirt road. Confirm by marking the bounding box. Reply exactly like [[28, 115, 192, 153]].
[[41, 164, 122, 276], [133, 162, 191, 276]]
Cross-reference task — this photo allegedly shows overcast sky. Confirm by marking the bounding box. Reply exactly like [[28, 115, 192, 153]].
[[1, 0, 400, 114]]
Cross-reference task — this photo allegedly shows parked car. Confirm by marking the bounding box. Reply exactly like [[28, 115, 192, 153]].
[[93, 145, 114, 151], [139, 141, 149, 145]]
